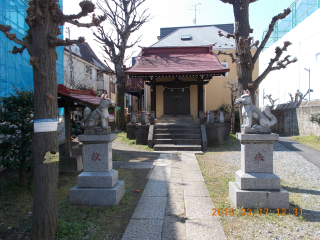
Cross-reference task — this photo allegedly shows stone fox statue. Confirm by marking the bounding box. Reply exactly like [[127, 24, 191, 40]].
[[80, 94, 115, 130], [236, 90, 277, 129]]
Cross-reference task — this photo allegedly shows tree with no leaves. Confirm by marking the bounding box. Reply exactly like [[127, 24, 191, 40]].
[[264, 94, 278, 109], [288, 89, 313, 103], [226, 81, 238, 134], [93, 0, 150, 131], [0, 1, 105, 239], [218, 0, 298, 102]]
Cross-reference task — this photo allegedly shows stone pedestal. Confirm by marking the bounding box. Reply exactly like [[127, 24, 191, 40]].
[[136, 124, 149, 145], [126, 124, 136, 140], [229, 133, 289, 209], [209, 111, 215, 124], [150, 111, 155, 125], [69, 134, 125, 206], [205, 123, 230, 147]]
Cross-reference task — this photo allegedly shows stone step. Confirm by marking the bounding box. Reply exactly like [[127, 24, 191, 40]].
[[155, 128, 201, 134], [161, 115, 194, 123], [153, 139, 202, 145], [154, 133, 202, 139], [155, 124, 200, 129], [153, 144, 202, 151]]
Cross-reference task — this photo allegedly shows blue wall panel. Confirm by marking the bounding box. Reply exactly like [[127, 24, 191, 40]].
[[0, 0, 64, 97]]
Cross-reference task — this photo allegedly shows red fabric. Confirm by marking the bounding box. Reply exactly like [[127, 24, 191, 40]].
[[125, 46, 229, 75]]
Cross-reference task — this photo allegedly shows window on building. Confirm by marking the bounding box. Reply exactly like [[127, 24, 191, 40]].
[[109, 82, 115, 93], [181, 35, 192, 40], [97, 72, 103, 81], [219, 62, 228, 77], [85, 65, 92, 75]]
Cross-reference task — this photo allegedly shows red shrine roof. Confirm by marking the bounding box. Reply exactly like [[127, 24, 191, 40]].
[[125, 46, 230, 77], [58, 84, 100, 106]]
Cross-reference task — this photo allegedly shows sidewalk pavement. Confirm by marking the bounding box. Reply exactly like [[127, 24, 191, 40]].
[[122, 152, 226, 240], [278, 136, 320, 168]]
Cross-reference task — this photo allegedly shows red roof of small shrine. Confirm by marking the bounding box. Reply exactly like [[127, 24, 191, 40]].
[[125, 46, 230, 77], [57, 84, 100, 106]]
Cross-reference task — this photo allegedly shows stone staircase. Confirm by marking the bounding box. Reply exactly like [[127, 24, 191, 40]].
[[160, 115, 194, 123], [153, 123, 203, 151]]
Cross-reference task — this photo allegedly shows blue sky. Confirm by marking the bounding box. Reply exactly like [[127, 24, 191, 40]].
[[63, 0, 294, 66]]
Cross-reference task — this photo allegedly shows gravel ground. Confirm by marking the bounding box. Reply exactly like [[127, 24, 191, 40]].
[[198, 141, 320, 240]]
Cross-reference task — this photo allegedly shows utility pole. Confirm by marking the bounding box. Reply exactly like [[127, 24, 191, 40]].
[[65, 27, 73, 89], [189, 3, 201, 26], [304, 68, 311, 101]]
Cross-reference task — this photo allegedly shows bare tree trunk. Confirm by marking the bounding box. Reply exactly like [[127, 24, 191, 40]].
[[230, 91, 235, 134], [219, 0, 296, 121], [1, 1, 105, 238], [233, 0, 254, 99], [116, 78, 126, 131], [31, 17, 59, 240]]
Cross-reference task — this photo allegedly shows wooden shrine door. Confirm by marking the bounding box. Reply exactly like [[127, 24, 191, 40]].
[[163, 87, 190, 115]]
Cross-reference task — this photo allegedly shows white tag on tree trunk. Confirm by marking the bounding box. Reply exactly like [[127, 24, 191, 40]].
[[34, 118, 58, 133]]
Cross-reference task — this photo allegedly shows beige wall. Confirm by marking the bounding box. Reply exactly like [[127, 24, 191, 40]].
[[156, 85, 164, 117], [146, 84, 151, 111], [205, 49, 259, 112], [132, 96, 138, 112]]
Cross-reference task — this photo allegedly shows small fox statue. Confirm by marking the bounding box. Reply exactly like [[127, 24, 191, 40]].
[[80, 93, 115, 130], [236, 90, 277, 129]]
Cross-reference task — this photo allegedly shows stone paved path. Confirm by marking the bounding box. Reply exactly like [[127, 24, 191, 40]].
[[122, 152, 226, 240]]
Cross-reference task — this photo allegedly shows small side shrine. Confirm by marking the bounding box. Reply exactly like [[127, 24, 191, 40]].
[[57, 84, 101, 172]]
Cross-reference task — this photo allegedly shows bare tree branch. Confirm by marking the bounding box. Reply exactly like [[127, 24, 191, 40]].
[[218, 51, 236, 63], [288, 93, 294, 102], [93, 26, 119, 62], [64, 14, 106, 28], [126, 35, 142, 49], [124, 50, 136, 64], [301, 89, 313, 101], [218, 30, 235, 39], [93, 0, 150, 130], [0, 24, 28, 54], [250, 40, 259, 48], [10, 46, 27, 55], [220, 0, 234, 4], [62, 0, 96, 20], [94, 0, 150, 67], [55, 0, 106, 28], [49, 37, 85, 47], [264, 94, 278, 108], [289, 89, 313, 102], [252, 41, 298, 89], [252, 8, 291, 64]]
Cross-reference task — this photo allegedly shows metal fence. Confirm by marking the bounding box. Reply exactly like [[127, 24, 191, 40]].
[[262, 0, 320, 49]]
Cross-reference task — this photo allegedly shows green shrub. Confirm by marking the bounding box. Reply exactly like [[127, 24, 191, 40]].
[[0, 87, 33, 187], [218, 103, 230, 115], [310, 113, 320, 124]]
